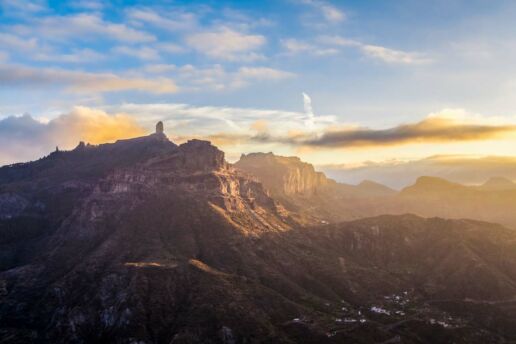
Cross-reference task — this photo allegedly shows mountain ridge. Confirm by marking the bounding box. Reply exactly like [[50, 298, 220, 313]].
[[1, 130, 516, 343]]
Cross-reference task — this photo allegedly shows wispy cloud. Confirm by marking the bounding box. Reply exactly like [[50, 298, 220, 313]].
[[299, 114, 516, 147], [319, 35, 432, 65], [0, 64, 178, 94], [113, 45, 160, 61], [185, 27, 266, 61], [33, 48, 105, 63], [138, 64, 294, 91], [0, 32, 39, 52], [31, 13, 155, 43], [281, 38, 338, 56], [360, 45, 432, 65], [0, 0, 47, 14], [0, 32, 105, 63], [68, 0, 105, 11], [300, 0, 346, 23], [126, 7, 197, 31], [236, 67, 295, 80]]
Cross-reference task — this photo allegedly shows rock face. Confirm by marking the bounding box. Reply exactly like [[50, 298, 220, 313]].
[[236, 152, 332, 197], [235, 152, 396, 224], [1, 135, 516, 343], [156, 121, 164, 134]]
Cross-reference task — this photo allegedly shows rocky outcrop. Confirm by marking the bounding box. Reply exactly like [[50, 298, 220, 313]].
[[234, 152, 396, 224], [235, 152, 333, 197]]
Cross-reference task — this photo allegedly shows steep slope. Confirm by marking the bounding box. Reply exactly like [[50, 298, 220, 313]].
[[1, 135, 516, 343], [234, 153, 332, 197], [234, 153, 396, 224], [0, 134, 299, 343]]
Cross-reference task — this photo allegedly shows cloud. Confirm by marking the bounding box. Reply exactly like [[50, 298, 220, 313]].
[[236, 67, 295, 80], [126, 7, 197, 31], [0, 32, 39, 52], [122, 105, 516, 154], [98, 101, 335, 162], [302, 92, 316, 129], [0, 32, 105, 63], [32, 13, 155, 43], [33, 48, 105, 63], [113, 46, 160, 60], [281, 38, 338, 56], [301, 0, 345, 23], [0, 107, 145, 165], [297, 110, 516, 147], [319, 35, 431, 65], [142, 64, 294, 91], [156, 42, 186, 54], [68, 0, 105, 11], [106, 102, 315, 134], [0, 0, 47, 14], [282, 38, 313, 53], [0, 64, 178, 94], [185, 27, 266, 61], [360, 45, 432, 65], [143, 64, 177, 74], [230, 66, 295, 89]]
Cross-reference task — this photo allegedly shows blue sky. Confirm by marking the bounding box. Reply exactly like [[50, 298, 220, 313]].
[[2, 0, 516, 182]]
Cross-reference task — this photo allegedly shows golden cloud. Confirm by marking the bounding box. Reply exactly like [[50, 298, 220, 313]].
[[50, 106, 146, 144], [0, 107, 146, 165]]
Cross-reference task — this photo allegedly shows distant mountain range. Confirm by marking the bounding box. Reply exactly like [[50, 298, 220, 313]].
[[1, 130, 516, 343], [235, 152, 516, 228]]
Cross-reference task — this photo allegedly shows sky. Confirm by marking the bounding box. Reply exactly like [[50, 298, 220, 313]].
[[2, 0, 516, 186]]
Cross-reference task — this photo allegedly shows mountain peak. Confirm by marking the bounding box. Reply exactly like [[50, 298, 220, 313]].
[[156, 120, 164, 134], [480, 176, 516, 190], [401, 176, 466, 196], [414, 176, 460, 187]]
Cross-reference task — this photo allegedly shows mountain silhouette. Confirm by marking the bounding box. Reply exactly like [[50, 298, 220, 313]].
[[1, 130, 516, 343]]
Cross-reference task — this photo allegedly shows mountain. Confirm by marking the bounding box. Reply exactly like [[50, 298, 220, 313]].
[[235, 152, 396, 224], [1, 130, 516, 343], [235, 153, 516, 228], [478, 176, 516, 191], [396, 176, 516, 228], [234, 153, 333, 197]]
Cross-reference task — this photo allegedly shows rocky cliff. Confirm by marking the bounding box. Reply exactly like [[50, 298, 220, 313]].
[[1, 132, 516, 343], [234, 152, 396, 224], [235, 152, 333, 197]]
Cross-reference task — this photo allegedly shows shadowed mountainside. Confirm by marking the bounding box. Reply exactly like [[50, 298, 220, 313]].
[[1, 133, 516, 343]]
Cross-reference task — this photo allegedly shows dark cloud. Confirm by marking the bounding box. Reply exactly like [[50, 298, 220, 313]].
[[186, 115, 516, 150], [300, 116, 516, 147]]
